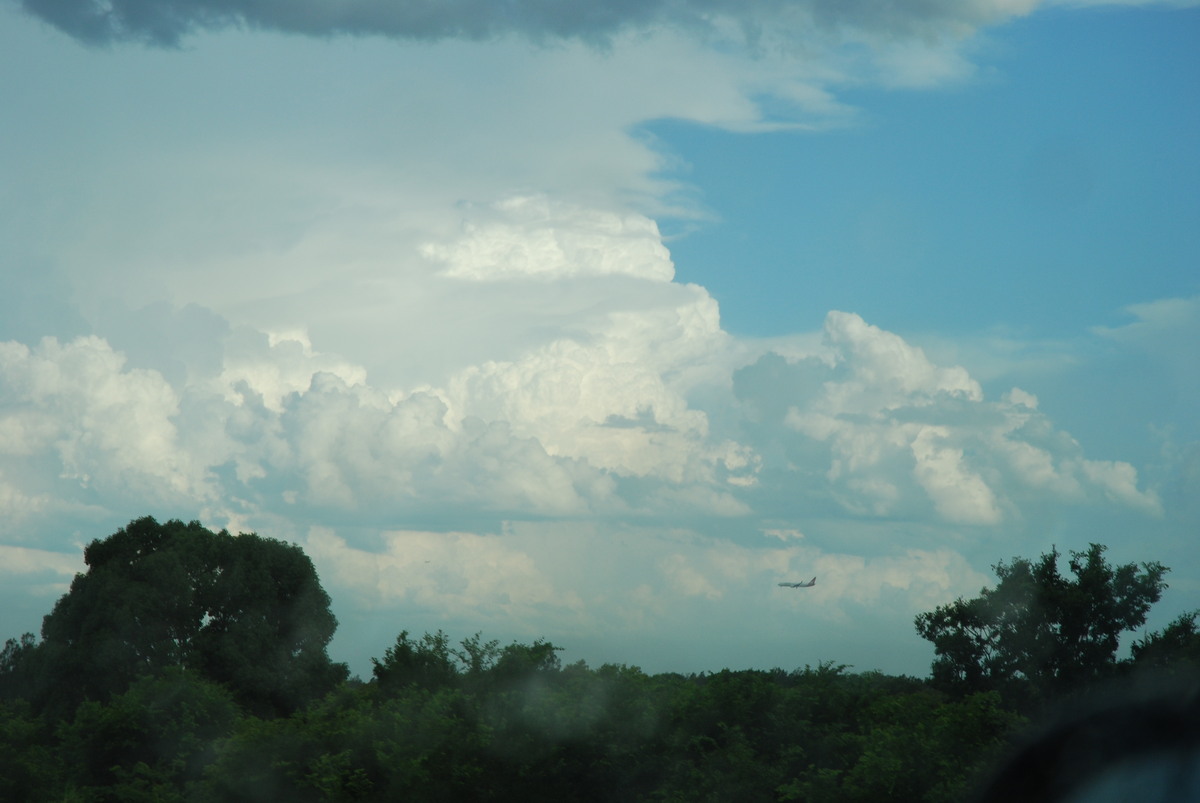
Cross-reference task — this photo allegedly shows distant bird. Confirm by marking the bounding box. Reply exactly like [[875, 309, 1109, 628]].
[[778, 577, 816, 588]]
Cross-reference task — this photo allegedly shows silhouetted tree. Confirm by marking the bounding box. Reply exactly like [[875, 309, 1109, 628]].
[[60, 668, 239, 799], [915, 544, 1168, 709], [21, 529, 1179, 800], [1131, 610, 1200, 674], [0, 698, 56, 800], [22, 517, 347, 718], [371, 630, 458, 693], [0, 633, 38, 702]]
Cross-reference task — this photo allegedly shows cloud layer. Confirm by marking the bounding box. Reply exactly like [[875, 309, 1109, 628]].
[[0, 202, 1176, 671], [2, 261, 1160, 543], [23, 0, 1040, 48]]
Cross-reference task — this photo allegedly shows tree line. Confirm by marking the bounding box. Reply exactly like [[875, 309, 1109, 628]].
[[1, 517, 1196, 801]]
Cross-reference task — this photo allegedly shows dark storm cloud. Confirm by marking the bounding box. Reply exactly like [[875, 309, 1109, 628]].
[[20, 0, 665, 47], [20, 0, 1030, 48]]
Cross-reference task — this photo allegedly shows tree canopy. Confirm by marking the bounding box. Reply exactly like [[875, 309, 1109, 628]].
[[914, 543, 1169, 708], [1131, 610, 1200, 674], [20, 517, 347, 718], [2, 524, 1198, 801]]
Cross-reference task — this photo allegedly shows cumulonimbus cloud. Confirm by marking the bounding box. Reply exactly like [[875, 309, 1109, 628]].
[[421, 196, 676, 283], [756, 311, 1163, 524]]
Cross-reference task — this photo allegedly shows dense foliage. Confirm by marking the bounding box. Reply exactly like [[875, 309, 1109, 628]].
[[0, 654, 1021, 802], [1, 520, 1196, 801], [914, 543, 1172, 711], [7, 517, 347, 719]]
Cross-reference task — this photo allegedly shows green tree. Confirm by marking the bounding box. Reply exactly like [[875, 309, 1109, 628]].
[[0, 699, 58, 800], [59, 668, 240, 801], [197, 681, 490, 803], [371, 630, 458, 693], [839, 691, 1022, 803], [24, 517, 347, 718], [489, 638, 562, 685], [0, 633, 39, 702], [1131, 610, 1200, 674], [915, 543, 1168, 708]]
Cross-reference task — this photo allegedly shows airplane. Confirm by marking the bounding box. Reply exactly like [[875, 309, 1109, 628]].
[[778, 577, 816, 588]]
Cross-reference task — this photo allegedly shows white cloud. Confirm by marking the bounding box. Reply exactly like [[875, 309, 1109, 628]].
[[1078, 459, 1163, 514], [0, 544, 83, 578], [1092, 296, 1200, 399], [0, 287, 1176, 677], [762, 311, 1160, 524], [1093, 295, 1200, 344], [0, 543, 84, 612], [2, 0, 1191, 678], [1048, 0, 1199, 6], [822, 310, 983, 409], [1005, 387, 1039, 409], [253, 374, 614, 516], [303, 526, 581, 619], [126, 262, 753, 521], [0, 280, 1145, 546], [422, 196, 675, 282], [911, 426, 1002, 524], [660, 553, 725, 600], [297, 515, 992, 675], [0, 336, 208, 505], [440, 280, 758, 493], [763, 528, 807, 541], [0, 0, 1052, 375], [217, 327, 369, 413], [0, 255, 1167, 572], [782, 547, 990, 613]]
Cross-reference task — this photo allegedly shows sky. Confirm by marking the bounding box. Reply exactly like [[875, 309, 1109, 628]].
[[1, 0, 1197, 680]]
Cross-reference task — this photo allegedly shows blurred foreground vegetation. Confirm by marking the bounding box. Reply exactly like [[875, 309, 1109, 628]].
[[1, 518, 1196, 802]]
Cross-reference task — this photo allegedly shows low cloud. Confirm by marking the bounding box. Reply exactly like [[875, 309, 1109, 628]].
[[304, 526, 581, 619], [0, 336, 209, 507], [734, 311, 1161, 524], [0, 543, 83, 578]]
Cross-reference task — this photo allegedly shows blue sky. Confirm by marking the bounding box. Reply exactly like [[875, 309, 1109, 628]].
[[1, 0, 1197, 680], [663, 9, 1200, 340]]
